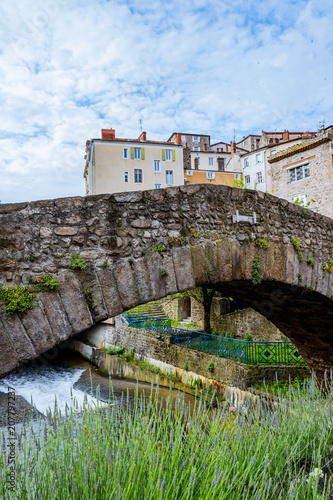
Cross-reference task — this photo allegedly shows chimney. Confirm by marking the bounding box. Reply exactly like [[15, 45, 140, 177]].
[[273, 138, 279, 144], [174, 133, 182, 145], [101, 128, 115, 140], [138, 131, 147, 141], [283, 130, 289, 141], [231, 141, 236, 158], [185, 142, 188, 148], [203, 143, 207, 151]]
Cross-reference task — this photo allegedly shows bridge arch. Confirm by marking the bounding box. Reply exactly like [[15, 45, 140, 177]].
[[0, 184, 332, 380]]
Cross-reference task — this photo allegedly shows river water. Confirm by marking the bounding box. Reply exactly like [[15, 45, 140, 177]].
[[0, 351, 197, 425]]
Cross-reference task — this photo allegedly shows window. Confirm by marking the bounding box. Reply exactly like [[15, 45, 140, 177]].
[[288, 163, 310, 183], [256, 153, 261, 163], [209, 158, 214, 166], [256, 172, 263, 183], [181, 135, 185, 141], [154, 184, 161, 189], [193, 147, 198, 151], [244, 158, 250, 167], [206, 172, 215, 179], [124, 171, 129, 183], [270, 149, 276, 156], [123, 148, 128, 159], [165, 150, 172, 161], [193, 136, 199, 142], [186, 170, 193, 176], [245, 175, 250, 185], [166, 170, 173, 184], [244, 140, 247, 145], [134, 169, 142, 183], [154, 160, 161, 172], [134, 148, 141, 159]]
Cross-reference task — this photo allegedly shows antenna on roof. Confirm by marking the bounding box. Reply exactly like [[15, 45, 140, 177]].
[[233, 129, 236, 142], [318, 119, 325, 134], [138, 118, 143, 133]]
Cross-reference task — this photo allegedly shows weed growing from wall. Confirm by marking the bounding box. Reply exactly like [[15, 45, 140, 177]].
[[0, 286, 37, 316], [70, 254, 87, 271], [252, 256, 262, 285]]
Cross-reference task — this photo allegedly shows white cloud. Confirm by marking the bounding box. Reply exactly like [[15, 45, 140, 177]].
[[0, 0, 333, 202]]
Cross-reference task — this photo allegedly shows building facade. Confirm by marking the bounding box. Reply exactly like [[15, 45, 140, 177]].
[[84, 129, 184, 195], [267, 129, 333, 218], [167, 132, 210, 152]]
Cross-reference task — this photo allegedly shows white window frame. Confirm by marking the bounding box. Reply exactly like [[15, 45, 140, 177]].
[[244, 158, 250, 168], [245, 175, 251, 185], [166, 170, 173, 185], [270, 149, 276, 156], [192, 136, 199, 142], [165, 150, 172, 161], [154, 160, 161, 172], [256, 153, 261, 163], [292, 193, 307, 204], [208, 157, 214, 166], [124, 171, 129, 183], [134, 168, 143, 183], [206, 172, 215, 180], [123, 148, 128, 159], [287, 162, 310, 184], [154, 184, 161, 189], [186, 170, 193, 176], [134, 148, 141, 160], [256, 172, 263, 184]]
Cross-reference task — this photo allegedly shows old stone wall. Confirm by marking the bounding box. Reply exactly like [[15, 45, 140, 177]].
[[0, 184, 333, 380]]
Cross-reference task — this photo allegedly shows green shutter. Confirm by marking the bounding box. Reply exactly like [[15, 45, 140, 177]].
[[141, 148, 145, 160], [172, 150, 176, 162], [162, 149, 166, 161], [131, 147, 134, 159]]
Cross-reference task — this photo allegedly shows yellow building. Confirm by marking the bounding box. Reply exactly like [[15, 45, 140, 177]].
[[84, 129, 184, 195]]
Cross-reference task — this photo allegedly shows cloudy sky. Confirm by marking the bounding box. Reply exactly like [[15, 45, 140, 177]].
[[0, 0, 332, 203]]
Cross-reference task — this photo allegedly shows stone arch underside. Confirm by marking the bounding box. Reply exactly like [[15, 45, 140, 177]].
[[0, 184, 333, 380]]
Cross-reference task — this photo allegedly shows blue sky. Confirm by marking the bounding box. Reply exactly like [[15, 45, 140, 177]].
[[0, 0, 332, 202]]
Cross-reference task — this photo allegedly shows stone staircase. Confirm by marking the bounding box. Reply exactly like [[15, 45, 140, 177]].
[[128, 301, 168, 319]]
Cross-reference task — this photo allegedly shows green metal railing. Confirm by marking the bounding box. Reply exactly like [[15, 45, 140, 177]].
[[123, 313, 305, 366]]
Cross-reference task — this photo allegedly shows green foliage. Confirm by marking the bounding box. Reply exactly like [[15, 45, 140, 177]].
[[118, 348, 136, 362], [206, 362, 214, 373], [322, 258, 333, 277], [128, 258, 134, 265], [168, 235, 184, 246], [0, 285, 36, 315], [245, 333, 253, 342], [70, 253, 87, 271], [297, 273, 302, 282], [293, 198, 315, 208], [137, 361, 161, 374], [82, 339, 96, 347], [252, 256, 262, 285], [161, 269, 168, 277], [187, 225, 198, 238], [128, 240, 133, 246], [298, 250, 303, 263], [102, 346, 126, 356], [253, 377, 310, 396], [255, 238, 269, 250], [182, 363, 188, 371], [101, 261, 110, 268], [30, 255, 35, 262], [152, 244, 165, 252], [35, 274, 59, 292], [231, 175, 246, 189], [178, 207, 184, 212], [291, 236, 301, 250]]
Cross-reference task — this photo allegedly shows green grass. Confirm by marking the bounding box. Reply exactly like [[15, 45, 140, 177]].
[[1, 378, 333, 499], [253, 377, 311, 396]]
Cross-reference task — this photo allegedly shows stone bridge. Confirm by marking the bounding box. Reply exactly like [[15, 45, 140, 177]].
[[0, 184, 333, 381]]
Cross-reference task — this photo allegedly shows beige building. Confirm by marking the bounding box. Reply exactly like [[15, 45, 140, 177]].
[[84, 129, 184, 195], [267, 129, 333, 217], [167, 132, 210, 152]]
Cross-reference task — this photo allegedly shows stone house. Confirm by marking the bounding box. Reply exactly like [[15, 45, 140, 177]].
[[267, 128, 333, 217]]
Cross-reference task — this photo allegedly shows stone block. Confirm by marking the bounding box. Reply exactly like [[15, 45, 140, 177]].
[[19, 306, 56, 355], [54, 227, 78, 236], [172, 247, 195, 292], [57, 272, 93, 334], [96, 267, 123, 317], [39, 292, 72, 342], [114, 261, 139, 310]]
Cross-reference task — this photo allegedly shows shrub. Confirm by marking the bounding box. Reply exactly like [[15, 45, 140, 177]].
[[0, 285, 37, 316], [152, 244, 165, 252], [206, 362, 214, 373], [255, 238, 269, 250], [35, 274, 59, 292], [306, 257, 315, 268], [70, 253, 87, 271], [291, 236, 301, 250], [252, 256, 262, 285]]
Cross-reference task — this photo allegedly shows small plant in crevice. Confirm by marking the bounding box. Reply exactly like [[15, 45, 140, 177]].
[[298, 250, 303, 262], [30, 256, 35, 262], [128, 258, 134, 266], [101, 261, 110, 268], [255, 238, 269, 250], [245, 333, 253, 342], [291, 236, 301, 250], [187, 225, 198, 238], [322, 258, 333, 277], [252, 255, 262, 285], [182, 363, 188, 371], [152, 244, 165, 253], [206, 362, 215, 373], [35, 274, 59, 292], [297, 273, 302, 282], [128, 240, 133, 247], [161, 269, 168, 277], [70, 253, 87, 271], [306, 257, 315, 268], [0, 285, 37, 316]]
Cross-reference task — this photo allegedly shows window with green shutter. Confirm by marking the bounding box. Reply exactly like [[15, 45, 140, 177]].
[[141, 148, 145, 160], [162, 149, 166, 161], [131, 147, 135, 159], [172, 150, 176, 162]]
